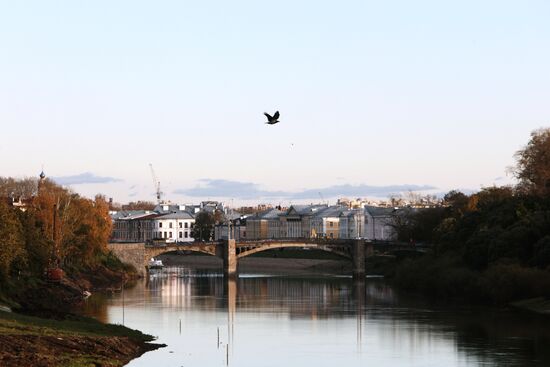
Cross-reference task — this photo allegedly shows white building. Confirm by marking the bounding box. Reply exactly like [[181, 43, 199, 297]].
[[153, 211, 195, 243]]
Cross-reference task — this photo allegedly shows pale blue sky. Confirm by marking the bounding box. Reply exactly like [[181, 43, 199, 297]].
[[1, 1, 549, 205]]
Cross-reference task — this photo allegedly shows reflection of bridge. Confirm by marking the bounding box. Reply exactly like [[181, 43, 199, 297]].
[[108, 239, 419, 278]]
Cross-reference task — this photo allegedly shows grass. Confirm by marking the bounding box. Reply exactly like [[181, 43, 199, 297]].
[[0, 310, 154, 342]]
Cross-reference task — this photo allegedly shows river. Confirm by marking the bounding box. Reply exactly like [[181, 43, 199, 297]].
[[80, 266, 550, 367]]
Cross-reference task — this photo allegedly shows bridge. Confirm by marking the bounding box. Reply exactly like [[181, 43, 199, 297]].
[[108, 239, 421, 278]]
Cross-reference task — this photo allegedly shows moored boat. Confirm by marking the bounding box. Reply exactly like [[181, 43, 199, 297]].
[[147, 258, 164, 270]]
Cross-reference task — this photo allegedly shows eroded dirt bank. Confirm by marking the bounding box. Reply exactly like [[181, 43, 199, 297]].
[[0, 310, 164, 367]]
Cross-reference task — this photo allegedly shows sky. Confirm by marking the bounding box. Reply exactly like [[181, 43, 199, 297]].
[[1, 1, 549, 206]]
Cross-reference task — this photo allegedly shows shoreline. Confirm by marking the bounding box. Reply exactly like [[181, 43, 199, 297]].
[[158, 253, 354, 276], [0, 310, 164, 367], [0, 264, 162, 367]]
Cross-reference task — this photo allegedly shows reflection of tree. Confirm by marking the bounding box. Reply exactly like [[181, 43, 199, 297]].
[[82, 275, 550, 366]]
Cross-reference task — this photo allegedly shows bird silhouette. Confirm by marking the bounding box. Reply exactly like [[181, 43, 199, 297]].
[[264, 111, 280, 125]]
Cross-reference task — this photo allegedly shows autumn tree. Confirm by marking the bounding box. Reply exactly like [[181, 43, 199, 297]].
[[0, 177, 38, 198], [0, 201, 26, 279], [30, 179, 113, 268], [514, 128, 550, 197], [121, 201, 156, 211]]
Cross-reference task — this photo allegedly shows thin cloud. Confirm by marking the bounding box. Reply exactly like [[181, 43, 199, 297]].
[[294, 184, 438, 199], [175, 179, 438, 200], [52, 172, 122, 185], [175, 179, 290, 200]]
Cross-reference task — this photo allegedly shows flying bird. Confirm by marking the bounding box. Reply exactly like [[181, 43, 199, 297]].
[[264, 111, 280, 125]]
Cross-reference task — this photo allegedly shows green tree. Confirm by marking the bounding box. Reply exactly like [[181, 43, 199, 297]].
[[191, 211, 215, 241]]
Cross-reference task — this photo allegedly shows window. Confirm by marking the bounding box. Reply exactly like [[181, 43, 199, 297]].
[[169, 222, 173, 229], [179, 232, 182, 238], [159, 222, 163, 228], [169, 231, 173, 238], [179, 222, 182, 228], [184, 232, 188, 238], [163, 231, 167, 238], [184, 222, 189, 229]]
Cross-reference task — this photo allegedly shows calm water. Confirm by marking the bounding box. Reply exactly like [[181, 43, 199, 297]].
[[80, 267, 550, 367]]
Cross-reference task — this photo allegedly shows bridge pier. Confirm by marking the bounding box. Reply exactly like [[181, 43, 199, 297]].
[[222, 239, 238, 278], [352, 239, 366, 280]]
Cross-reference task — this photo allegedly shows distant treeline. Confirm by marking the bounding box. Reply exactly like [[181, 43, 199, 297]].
[[0, 178, 120, 294], [391, 128, 550, 304]]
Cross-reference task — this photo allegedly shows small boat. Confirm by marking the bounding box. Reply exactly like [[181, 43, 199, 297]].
[[147, 258, 164, 270]]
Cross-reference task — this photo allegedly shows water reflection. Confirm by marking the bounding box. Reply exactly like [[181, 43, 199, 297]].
[[80, 268, 550, 367]]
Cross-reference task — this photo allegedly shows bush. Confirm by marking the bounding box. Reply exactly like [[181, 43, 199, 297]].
[[482, 263, 550, 304]]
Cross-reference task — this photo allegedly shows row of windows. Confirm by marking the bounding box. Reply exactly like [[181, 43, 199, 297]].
[[158, 221, 193, 229], [156, 231, 192, 239]]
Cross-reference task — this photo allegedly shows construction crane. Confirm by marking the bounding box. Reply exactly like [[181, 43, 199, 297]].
[[149, 163, 163, 204]]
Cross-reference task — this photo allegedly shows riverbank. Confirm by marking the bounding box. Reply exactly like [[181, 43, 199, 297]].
[[0, 309, 164, 367], [158, 252, 354, 276], [0, 254, 160, 366]]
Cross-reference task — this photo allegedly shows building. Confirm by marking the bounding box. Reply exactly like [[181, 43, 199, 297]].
[[245, 205, 366, 240], [153, 211, 195, 243], [364, 206, 398, 241], [109, 201, 399, 243], [245, 209, 283, 239], [111, 210, 159, 242], [310, 206, 341, 239], [279, 205, 327, 238], [1, 196, 33, 212], [339, 209, 366, 239], [111, 207, 196, 243], [214, 216, 248, 241]]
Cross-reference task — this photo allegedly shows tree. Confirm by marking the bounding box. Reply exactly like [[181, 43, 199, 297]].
[[0, 201, 26, 279], [191, 211, 215, 241], [121, 201, 156, 210], [443, 190, 469, 215], [0, 177, 38, 199], [514, 128, 550, 197]]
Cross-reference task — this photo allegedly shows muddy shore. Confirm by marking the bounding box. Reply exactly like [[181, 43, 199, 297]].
[[0, 264, 161, 367], [158, 253, 354, 276], [0, 310, 164, 367]]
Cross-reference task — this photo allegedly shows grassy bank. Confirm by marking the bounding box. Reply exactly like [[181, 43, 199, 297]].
[[0, 310, 163, 367], [390, 255, 550, 306]]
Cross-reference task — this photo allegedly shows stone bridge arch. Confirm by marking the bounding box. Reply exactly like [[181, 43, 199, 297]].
[[236, 242, 353, 260], [145, 245, 218, 260], [108, 242, 219, 275], [109, 239, 370, 278]]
